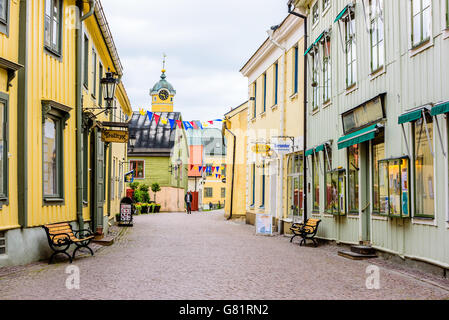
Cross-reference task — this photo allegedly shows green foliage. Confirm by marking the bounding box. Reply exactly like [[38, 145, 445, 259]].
[[139, 184, 149, 192], [133, 189, 144, 203], [129, 182, 140, 190], [142, 191, 151, 204]]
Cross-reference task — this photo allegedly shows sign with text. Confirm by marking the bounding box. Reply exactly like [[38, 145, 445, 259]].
[[251, 144, 271, 154], [101, 130, 129, 143], [256, 214, 273, 235]]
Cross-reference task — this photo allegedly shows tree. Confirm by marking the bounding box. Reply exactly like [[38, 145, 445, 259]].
[[151, 182, 161, 203], [129, 182, 140, 190]]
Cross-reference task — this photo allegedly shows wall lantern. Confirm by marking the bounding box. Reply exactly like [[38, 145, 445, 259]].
[[101, 68, 119, 116], [129, 133, 137, 151]]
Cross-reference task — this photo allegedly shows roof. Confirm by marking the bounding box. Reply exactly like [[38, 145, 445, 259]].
[[150, 71, 176, 95], [224, 100, 248, 118], [128, 112, 182, 156]]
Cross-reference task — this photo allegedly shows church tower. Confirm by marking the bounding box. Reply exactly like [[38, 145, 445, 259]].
[[150, 56, 176, 112]]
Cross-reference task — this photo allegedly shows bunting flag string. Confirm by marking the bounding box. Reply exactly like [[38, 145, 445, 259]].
[[139, 108, 224, 131]]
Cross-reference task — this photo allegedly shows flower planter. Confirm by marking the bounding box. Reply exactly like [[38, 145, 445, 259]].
[[154, 205, 161, 213], [115, 213, 121, 222], [149, 205, 155, 213]]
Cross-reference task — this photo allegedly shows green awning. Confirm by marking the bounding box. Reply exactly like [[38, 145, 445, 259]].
[[334, 6, 348, 23], [314, 32, 324, 45], [304, 44, 314, 56], [398, 109, 423, 124], [430, 101, 449, 117], [315, 144, 325, 152], [338, 124, 380, 150], [305, 149, 314, 157]]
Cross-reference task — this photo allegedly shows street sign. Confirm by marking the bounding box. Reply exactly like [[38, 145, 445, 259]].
[[101, 130, 129, 143], [251, 144, 271, 154]]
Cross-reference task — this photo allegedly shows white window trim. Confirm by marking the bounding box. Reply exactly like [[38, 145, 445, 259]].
[[311, 1, 320, 30], [368, 0, 386, 74], [322, 0, 331, 17], [410, 118, 438, 226], [442, 0, 449, 39], [408, 0, 434, 57]]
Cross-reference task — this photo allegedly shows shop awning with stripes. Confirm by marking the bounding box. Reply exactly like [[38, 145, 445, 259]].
[[315, 144, 325, 152], [430, 101, 449, 117], [305, 148, 314, 157], [338, 124, 382, 150], [334, 5, 349, 23]]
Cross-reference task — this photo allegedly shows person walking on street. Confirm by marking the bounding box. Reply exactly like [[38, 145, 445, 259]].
[[185, 191, 193, 214]]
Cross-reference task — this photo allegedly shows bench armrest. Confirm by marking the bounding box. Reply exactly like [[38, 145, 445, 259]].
[[73, 229, 94, 239], [50, 233, 71, 246]]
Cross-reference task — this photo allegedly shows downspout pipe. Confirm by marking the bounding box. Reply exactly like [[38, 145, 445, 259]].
[[224, 121, 236, 220], [288, 4, 308, 222], [76, 0, 95, 231]]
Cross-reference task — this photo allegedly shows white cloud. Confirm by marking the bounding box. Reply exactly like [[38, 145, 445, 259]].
[[101, 0, 288, 121]]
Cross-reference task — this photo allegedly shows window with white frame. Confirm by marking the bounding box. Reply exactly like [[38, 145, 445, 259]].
[[322, 36, 331, 103], [345, 14, 357, 88], [323, 0, 330, 12], [312, 1, 320, 25], [370, 0, 384, 72], [44, 0, 63, 55], [311, 51, 320, 111], [413, 114, 434, 218], [130, 160, 144, 179], [411, 0, 431, 47], [312, 153, 320, 212], [92, 49, 97, 97]]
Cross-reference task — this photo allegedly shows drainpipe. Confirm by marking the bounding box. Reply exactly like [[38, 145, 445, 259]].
[[76, 0, 95, 230], [224, 121, 236, 220], [288, 3, 308, 222]]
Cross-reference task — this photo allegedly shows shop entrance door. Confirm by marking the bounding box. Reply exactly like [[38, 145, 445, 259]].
[[91, 127, 105, 234], [360, 142, 371, 243]]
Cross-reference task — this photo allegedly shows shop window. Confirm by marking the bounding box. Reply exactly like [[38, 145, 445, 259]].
[[372, 135, 385, 214], [411, 0, 431, 48], [345, 13, 357, 88], [251, 163, 255, 206], [130, 160, 144, 179], [221, 187, 225, 198], [43, 117, 62, 200], [348, 145, 359, 214], [413, 115, 434, 218], [326, 169, 346, 215], [324, 145, 334, 213], [0, 95, 7, 203], [312, 153, 320, 211], [44, 0, 63, 56], [370, 0, 384, 72], [288, 153, 304, 217], [378, 158, 410, 218], [205, 187, 213, 198]]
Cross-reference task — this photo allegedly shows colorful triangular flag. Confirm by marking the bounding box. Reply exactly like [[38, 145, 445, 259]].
[[169, 119, 175, 129], [183, 121, 193, 130], [154, 114, 160, 125], [139, 108, 146, 116], [176, 120, 182, 129], [147, 111, 153, 122]]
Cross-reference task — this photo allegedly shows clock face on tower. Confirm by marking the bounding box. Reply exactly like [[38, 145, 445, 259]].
[[158, 89, 169, 101]]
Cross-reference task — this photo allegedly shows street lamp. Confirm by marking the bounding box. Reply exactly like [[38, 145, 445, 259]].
[[101, 68, 119, 116], [129, 133, 137, 152]]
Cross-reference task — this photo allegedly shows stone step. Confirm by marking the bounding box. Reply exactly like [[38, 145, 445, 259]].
[[338, 250, 377, 260], [92, 236, 115, 246], [351, 245, 376, 255]]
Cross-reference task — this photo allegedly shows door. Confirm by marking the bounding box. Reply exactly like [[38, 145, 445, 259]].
[[91, 128, 105, 233], [360, 142, 371, 243], [289, 175, 302, 223]]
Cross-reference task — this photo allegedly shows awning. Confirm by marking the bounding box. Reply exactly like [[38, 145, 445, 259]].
[[304, 44, 314, 56], [315, 144, 325, 152], [334, 5, 349, 23], [305, 149, 314, 157], [338, 124, 382, 150], [430, 101, 449, 117], [398, 109, 423, 124], [304, 32, 326, 56]]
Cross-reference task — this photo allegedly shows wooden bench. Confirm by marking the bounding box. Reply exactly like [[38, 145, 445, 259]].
[[290, 218, 321, 247], [43, 223, 95, 264]]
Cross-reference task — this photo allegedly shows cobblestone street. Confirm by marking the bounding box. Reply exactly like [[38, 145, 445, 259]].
[[1, 211, 449, 300]]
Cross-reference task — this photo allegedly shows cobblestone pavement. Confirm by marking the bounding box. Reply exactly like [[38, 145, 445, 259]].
[[1, 211, 449, 300]]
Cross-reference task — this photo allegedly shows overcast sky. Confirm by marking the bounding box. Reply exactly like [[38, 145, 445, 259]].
[[101, 0, 288, 122]]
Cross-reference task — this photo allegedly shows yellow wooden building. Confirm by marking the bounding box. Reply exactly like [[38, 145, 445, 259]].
[[239, 13, 306, 233], [0, 0, 132, 266], [223, 102, 248, 219]]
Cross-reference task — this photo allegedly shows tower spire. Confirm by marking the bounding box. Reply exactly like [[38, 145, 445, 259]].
[[162, 53, 167, 72]]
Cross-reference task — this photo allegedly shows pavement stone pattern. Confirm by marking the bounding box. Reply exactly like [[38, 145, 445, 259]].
[[1, 210, 449, 300]]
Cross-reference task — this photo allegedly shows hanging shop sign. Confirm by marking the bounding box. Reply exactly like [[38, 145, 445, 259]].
[[342, 93, 386, 135], [251, 144, 271, 154], [101, 130, 129, 143], [271, 138, 294, 154], [124, 170, 134, 183]]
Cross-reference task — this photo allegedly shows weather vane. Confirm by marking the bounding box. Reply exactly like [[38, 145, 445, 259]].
[[162, 53, 167, 70]]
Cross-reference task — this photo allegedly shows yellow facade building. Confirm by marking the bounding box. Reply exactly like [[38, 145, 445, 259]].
[[201, 155, 227, 210], [240, 14, 306, 233], [224, 102, 248, 219], [0, 0, 132, 266]]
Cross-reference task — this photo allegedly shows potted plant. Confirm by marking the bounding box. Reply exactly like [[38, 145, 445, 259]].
[[133, 189, 144, 204], [115, 213, 121, 222], [154, 203, 161, 213], [134, 204, 142, 215], [149, 203, 155, 213], [141, 203, 149, 214]]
